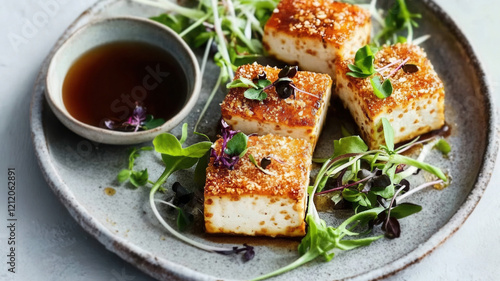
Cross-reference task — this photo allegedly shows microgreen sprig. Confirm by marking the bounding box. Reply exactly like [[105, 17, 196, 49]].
[[211, 120, 249, 169], [347, 45, 394, 99], [374, 0, 422, 45], [117, 146, 153, 188], [227, 65, 317, 101], [116, 123, 255, 260], [251, 118, 450, 280], [136, 0, 280, 130]]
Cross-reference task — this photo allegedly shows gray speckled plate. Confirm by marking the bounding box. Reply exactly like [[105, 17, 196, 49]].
[[30, 0, 499, 280]]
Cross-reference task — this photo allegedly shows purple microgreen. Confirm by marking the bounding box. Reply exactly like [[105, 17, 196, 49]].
[[257, 71, 267, 80], [278, 65, 298, 78], [381, 184, 407, 238], [267, 154, 286, 164], [289, 83, 320, 99], [172, 182, 194, 207], [227, 66, 316, 102], [375, 59, 402, 74], [387, 57, 410, 79], [211, 120, 248, 170], [381, 216, 401, 239], [154, 199, 193, 232], [215, 244, 255, 262], [402, 63, 419, 73], [126, 104, 147, 132], [104, 104, 164, 132], [249, 154, 275, 175], [260, 156, 272, 169]]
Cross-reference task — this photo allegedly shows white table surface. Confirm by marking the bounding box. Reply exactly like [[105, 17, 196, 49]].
[[0, 1, 499, 280]]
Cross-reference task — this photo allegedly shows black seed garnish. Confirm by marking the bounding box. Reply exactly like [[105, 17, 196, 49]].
[[261, 157, 272, 169], [402, 64, 419, 73]]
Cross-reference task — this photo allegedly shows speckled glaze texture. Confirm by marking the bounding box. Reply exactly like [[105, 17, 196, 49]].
[[30, 0, 498, 281]]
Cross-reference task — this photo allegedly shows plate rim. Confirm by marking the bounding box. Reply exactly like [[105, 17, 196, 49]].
[[29, 0, 499, 280]]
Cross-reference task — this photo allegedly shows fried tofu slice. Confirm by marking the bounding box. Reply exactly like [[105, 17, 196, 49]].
[[221, 63, 332, 148], [335, 43, 445, 149], [204, 135, 312, 237], [263, 0, 371, 78]]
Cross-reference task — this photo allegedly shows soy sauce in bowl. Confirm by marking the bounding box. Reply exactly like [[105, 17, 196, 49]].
[[62, 41, 187, 129]]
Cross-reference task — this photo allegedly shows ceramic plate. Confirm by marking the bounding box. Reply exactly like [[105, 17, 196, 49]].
[[30, 0, 498, 280]]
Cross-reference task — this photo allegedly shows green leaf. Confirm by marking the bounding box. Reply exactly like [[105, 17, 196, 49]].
[[356, 55, 376, 75], [143, 117, 166, 130], [346, 71, 372, 78], [347, 64, 363, 73], [434, 139, 451, 155], [244, 88, 267, 101], [371, 76, 393, 99], [179, 123, 188, 145], [176, 207, 193, 232], [161, 154, 199, 171], [389, 203, 422, 219], [381, 118, 395, 152], [153, 133, 212, 158], [226, 77, 257, 89], [225, 132, 248, 157], [117, 169, 131, 183], [129, 169, 149, 188], [256, 79, 272, 88], [194, 151, 210, 188], [390, 154, 447, 181], [153, 134, 183, 155], [333, 136, 368, 158], [354, 45, 375, 63]]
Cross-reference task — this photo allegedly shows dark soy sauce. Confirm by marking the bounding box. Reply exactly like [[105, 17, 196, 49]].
[[62, 41, 187, 128]]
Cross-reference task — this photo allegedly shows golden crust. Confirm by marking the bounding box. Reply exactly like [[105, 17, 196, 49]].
[[336, 43, 445, 119], [264, 0, 371, 48], [221, 63, 332, 128], [205, 135, 312, 199]]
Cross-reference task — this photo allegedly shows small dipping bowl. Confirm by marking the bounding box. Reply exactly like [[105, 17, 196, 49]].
[[45, 16, 201, 145]]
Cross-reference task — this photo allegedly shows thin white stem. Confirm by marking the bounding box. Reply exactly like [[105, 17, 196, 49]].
[[179, 13, 211, 37], [149, 167, 230, 253], [200, 36, 214, 79], [397, 180, 443, 202], [155, 199, 177, 209], [413, 34, 431, 46], [211, 0, 234, 79], [194, 69, 223, 131]]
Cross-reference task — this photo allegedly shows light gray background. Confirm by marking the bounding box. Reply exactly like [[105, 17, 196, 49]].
[[0, 0, 499, 280]]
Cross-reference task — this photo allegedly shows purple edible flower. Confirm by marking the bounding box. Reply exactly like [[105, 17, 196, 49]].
[[124, 105, 147, 132], [211, 120, 242, 169], [103, 104, 148, 132]]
